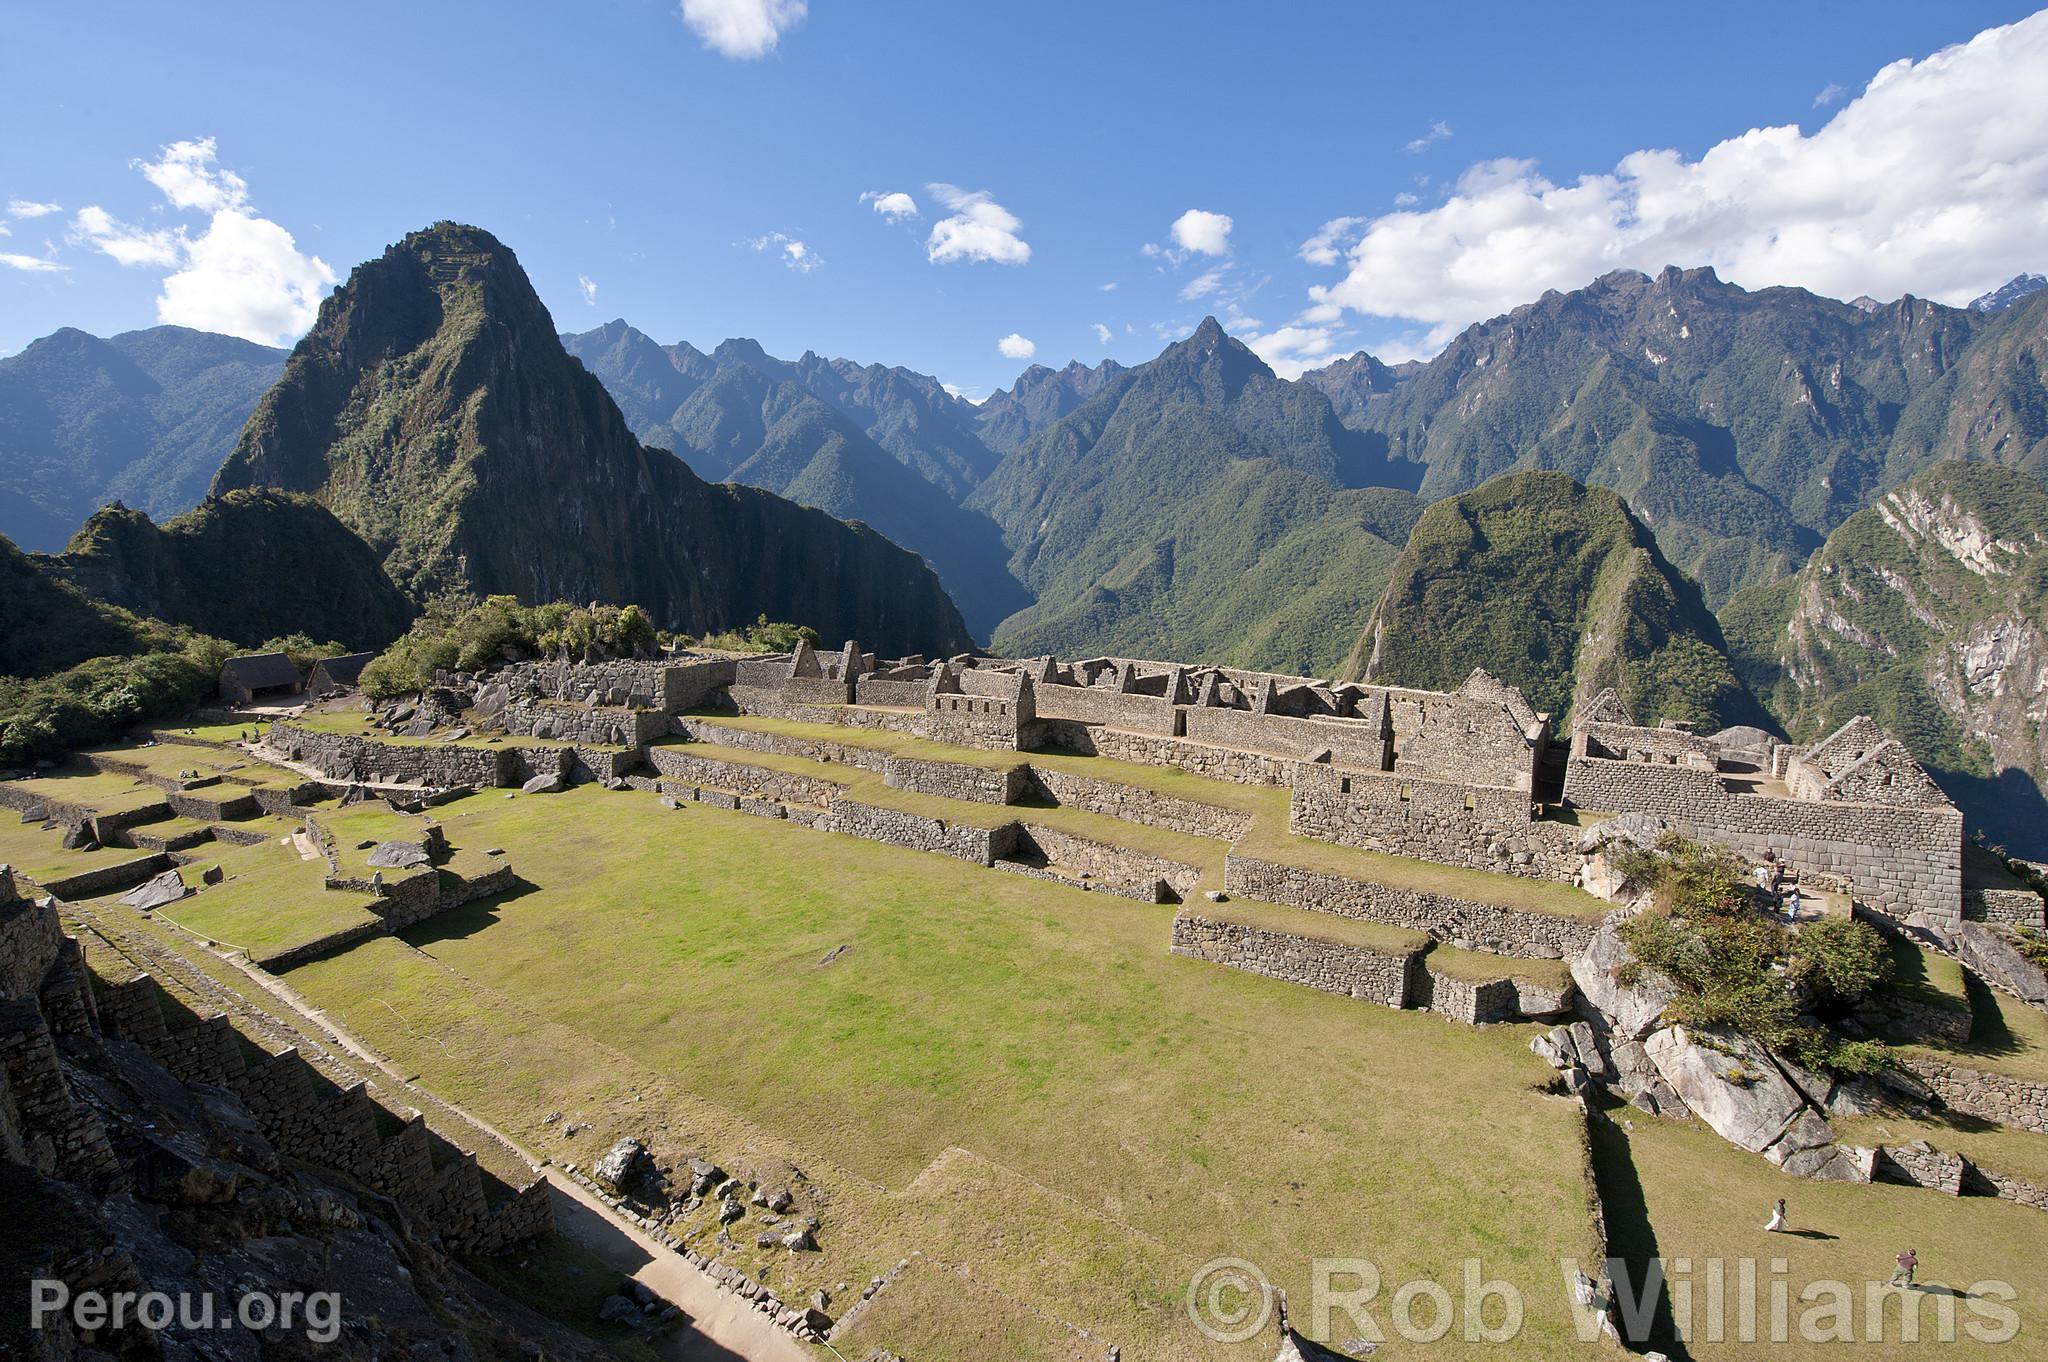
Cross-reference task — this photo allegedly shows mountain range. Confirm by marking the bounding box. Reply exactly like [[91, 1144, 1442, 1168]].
[[0, 326, 286, 552]]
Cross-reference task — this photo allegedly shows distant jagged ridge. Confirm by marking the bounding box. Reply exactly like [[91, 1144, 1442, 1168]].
[[1350, 470, 1764, 732], [0, 326, 286, 552], [970, 317, 1425, 674], [563, 322, 1028, 637], [214, 223, 973, 658], [1721, 461, 2048, 857], [1306, 266, 1986, 606]]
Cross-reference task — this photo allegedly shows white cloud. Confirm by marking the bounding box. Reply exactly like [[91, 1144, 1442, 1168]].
[[1393, 191, 1420, 207], [68, 140, 335, 345], [926, 184, 1030, 265], [1814, 82, 1845, 107], [1240, 323, 1349, 379], [1180, 268, 1227, 301], [679, 0, 806, 59], [1098, 281, 1117, 291], [745, 232, 822, 272], [1092, 322, 1112, 345], [1297, 216, 1366, 267], [997, 332, 1036, 360], [861, 190, 918, 221], [6, 199, 61, 219], [1301, 12, 2048, 357], [1404, 120, 1452, 153], [1169, 208, 1233, 257], [0, 252, 65, 273], [70, 204, 182, 267], [578, 275, 599, 306]]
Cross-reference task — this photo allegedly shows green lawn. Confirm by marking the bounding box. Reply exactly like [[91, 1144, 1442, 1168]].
[[0, 817, 158, 886], [287, 784, 1604, 1360], [153, 835, 382, 961], [1594, 1097, 2048, 1358], [292, 706, 627, 753], [1425, 941, 1577, 989], [1901, 972, 2048, 1084], [157, 720, 270, 746], [6, 767, 173, 818]]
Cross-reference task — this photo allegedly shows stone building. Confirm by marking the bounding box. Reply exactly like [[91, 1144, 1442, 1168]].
[[308, 651, 377, 697], [218, 651, 304, 706]]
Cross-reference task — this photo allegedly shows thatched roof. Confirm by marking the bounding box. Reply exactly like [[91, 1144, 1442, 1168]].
[[220, 652, 302, 692]]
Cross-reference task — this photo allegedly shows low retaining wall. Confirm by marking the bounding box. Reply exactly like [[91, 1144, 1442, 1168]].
[[1225, 853, 1598, 959], [1011, 825, 1199, 902], [37, 854, 173, 902], [1025, 768, 1255, 840], [1170, 911, 1416, 1006], [1036, 721, 1290, 787], [1966, 887, 2048, 930], [883, 755, 1027, 805], [648, 748, 843, 807], [675, 718, 891, 773], [271, 723, 510, 788], [1289, 763, 1581, 881], [1900, 1056, 2048, 1134], [826, 800, 1013, 866], [1416, 965, 1522, 1025]]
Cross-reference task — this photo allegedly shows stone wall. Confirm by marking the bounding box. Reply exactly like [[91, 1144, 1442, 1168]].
[[502, 700, 668, 747], [826, 800, 1014, 866], [271, 722, 510, 788], [1415, 966, 1522, 1025], [35, 854, 172, 903], [1032, 682, 1177, 734], [1563, 755, 1962, 930], [675, 717, 891, 772], [1966, 887, 2048, 930], [648, 748, 844, 807], [1288, 762, 1581, 880], [0, 893, 65, 1002], [883, 756, 1027, 805], [1025, 768, 1255, 841], [1181, 706, 1387, 769], [855, 676, 930, 709], [1225, 852, 1599, 959], [1899, 1056, 2048, 1134], [499, 657, 735, 713], [1009, 825, 1200, 902], [1038, 722, 1291, 786], [1170, 911, 1416, 1006]]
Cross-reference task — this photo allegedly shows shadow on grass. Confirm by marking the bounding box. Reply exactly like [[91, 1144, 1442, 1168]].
[[403, 876, 541, 948], [1586, 1101, 1692, 1361], [1959, 971, 2030, 1059]]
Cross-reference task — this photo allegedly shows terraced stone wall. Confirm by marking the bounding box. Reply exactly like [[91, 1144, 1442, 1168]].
[[1169, 911, 1416, 1006], [1900, 1057, 2048, 1134], [1225, 853, 1598, 959], [1288, 762, 1580, 881]]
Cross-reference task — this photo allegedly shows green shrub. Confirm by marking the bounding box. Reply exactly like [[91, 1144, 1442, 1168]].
[[1618, 833, 1894, 1075], [361, 596, 663, 698], [688, 615, 822, 655], [0, 634, 236, 766]]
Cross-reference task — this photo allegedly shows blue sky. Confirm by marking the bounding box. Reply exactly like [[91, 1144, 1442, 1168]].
[[4, 1, 2045, 395]]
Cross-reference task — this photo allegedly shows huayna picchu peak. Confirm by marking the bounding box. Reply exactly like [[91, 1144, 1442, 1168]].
[[213, 223, 973, 656]]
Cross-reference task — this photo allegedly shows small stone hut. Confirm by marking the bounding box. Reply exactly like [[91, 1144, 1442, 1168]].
[[308, 652, 377, 697], [218, 652, 304, 706]]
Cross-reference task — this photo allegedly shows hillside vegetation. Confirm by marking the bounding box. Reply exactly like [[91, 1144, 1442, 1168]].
[[1351, 471, 1762, 729], [1722, 461, 2048, 854]]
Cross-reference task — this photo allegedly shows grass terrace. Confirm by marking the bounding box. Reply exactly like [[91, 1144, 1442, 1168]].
[[1423, 940, 1578, 991], [1185, 894, 1430, 955], [151, 834, 382, 963], [291, 705, 630, 753], [0, 816, 159, 887], [283, 784, 1604, 1359], [1592, 1095, 2048, 1357], [156, 719, 272, 746], [5, 766, 174, 818], [1900, 970, 2048, 1085]]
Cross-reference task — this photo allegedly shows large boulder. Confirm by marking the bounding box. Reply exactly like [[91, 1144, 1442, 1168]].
[[593, 1137, 649, 1194], [1642, 1025, 1810, 1154], [1956, 922, 2048, 1008], [1570, 918, 1677, 1039], [366, 840, 430, 870], [120, 868, 188, 912], [521, 772, 566, 795]]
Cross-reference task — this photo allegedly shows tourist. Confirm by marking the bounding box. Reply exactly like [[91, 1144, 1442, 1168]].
[[1764, 1198, 1786, 1233], [1890, 1248, 1918, 1289]]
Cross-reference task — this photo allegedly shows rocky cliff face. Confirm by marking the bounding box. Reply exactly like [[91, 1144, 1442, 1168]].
[[1351, 471, 1762, 730], [213, 223, 972, 657], [1723, 461, 2048, 855], [39, 491, 417, 651]]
